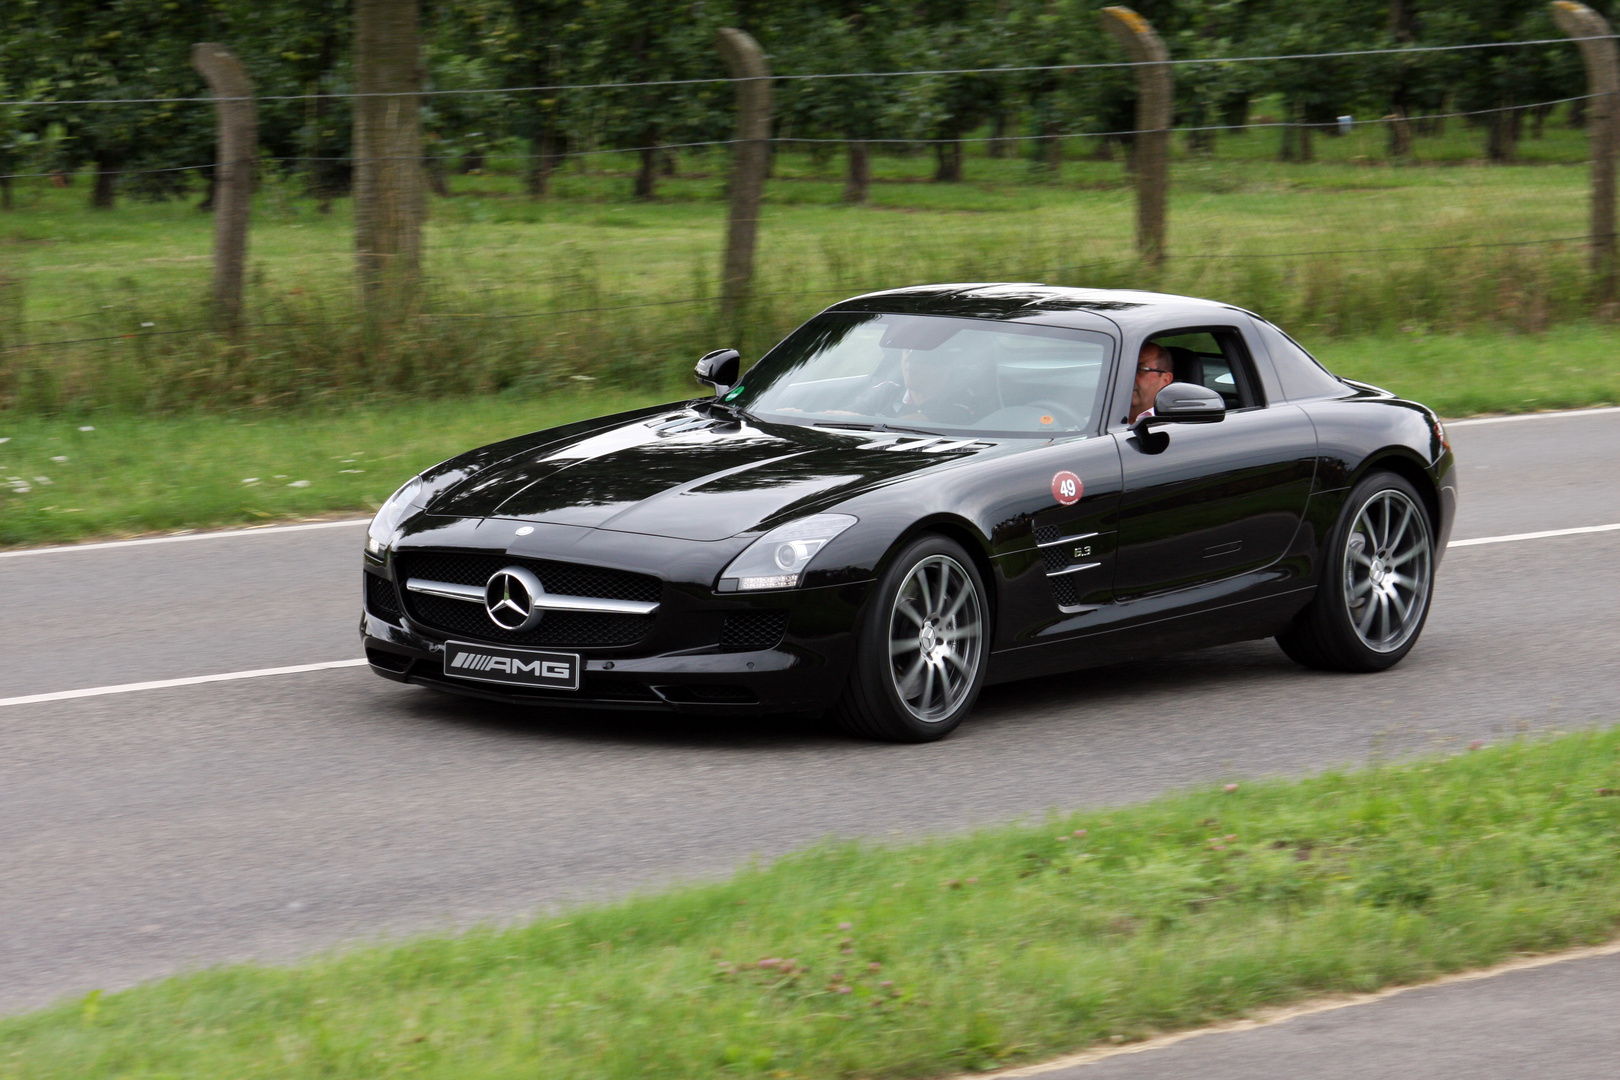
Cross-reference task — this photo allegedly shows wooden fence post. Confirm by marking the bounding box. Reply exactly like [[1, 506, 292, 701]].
[[191, 43, 256, 335], [1099, 6, 1171, 266], [353, 0, 425, 304], [1550, 1, 1618, 304], [716, 28, 772, 323]]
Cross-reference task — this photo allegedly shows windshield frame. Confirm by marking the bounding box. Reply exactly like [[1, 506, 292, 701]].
[[727, 311, 1120, 440]]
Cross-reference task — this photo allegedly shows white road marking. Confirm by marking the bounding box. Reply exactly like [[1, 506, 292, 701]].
[[0, 659, 367, 710], [0, 517, 369, 559], [0, 522, 1612, 712], [1448, 522, 1620, 548], [1447, 405, 1620, 428]]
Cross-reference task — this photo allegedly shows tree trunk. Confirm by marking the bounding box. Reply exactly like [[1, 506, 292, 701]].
[[988, 111, 1009, 158], [0, 174, 12, 211], [353, 0, 426, 300], [634, 139, 659, 199], [661, 146, 677, 177], [426, 154, 450, 197], [197, 165, 218, 210], [91, 158, 118, 209], [933, 139, 963, 182], [1047, 128, 1064, 175], [1090, 136, 1115, 161], [525, 133, 555, 198], [1387, 105, 1412, 158], [1487, 99, 1517, 163], [459, 151, 485, 173], [843, 140, 869, 204]]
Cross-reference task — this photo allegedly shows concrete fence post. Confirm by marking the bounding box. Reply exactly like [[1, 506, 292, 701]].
[[1100, 6, 1171, 266], [191, 43, 256, 335], [716, 28, 772, 323], [1550, 1, 1618, 304]]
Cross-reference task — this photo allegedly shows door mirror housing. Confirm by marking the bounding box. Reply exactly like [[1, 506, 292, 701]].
[[694, 348, 741, 396], [1138, 381, 1225, 431]]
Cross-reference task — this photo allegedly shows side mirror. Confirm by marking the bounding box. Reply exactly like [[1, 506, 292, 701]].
[[694, 348, 741, 396], [1138, 381, 1225, 431]]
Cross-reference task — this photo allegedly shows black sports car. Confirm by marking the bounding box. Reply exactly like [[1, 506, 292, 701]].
[[362, 284, 1456, 741]]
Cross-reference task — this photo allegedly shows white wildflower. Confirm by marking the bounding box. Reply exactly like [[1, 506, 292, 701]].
[[287, 480, 311, 488]]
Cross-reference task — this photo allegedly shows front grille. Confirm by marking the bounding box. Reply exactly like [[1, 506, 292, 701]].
[[365, 572, 403, 623], [394, 549, 658, 648], [719, 610, 788, 652], [396, 551, 660, 603]]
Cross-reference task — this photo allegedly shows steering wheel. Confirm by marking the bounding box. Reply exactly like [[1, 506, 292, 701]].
[[1023, 400, 1086, 430]]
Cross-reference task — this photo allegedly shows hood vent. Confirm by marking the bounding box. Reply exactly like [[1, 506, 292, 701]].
[[862, 437, 992, 454]]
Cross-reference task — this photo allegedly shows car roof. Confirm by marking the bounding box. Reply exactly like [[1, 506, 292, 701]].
[[826, 283, 1252, 332]]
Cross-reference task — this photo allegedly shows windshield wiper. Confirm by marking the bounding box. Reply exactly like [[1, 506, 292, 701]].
[[813, 420, 949, 437]]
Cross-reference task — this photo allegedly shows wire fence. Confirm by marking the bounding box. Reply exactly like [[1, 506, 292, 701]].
[[0, 29, 1613, 412], [1, 33, 1614, 107], [0, 92, 1599, 184]]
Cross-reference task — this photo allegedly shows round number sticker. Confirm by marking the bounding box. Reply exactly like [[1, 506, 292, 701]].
[[1051, 471, 1083, 506]]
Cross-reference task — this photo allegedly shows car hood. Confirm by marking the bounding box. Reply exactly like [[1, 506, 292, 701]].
[[425, 410, 997, 541]]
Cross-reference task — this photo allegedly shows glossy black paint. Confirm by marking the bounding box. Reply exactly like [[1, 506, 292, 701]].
[[362, 284, 1457, 716]]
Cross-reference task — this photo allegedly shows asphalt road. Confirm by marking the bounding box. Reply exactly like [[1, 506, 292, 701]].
[[1032, 947, 1620, 1080], [3, 409, 1618, 1052]]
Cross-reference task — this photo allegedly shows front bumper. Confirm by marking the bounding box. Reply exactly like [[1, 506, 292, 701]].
[[361, 579, 872, 716]]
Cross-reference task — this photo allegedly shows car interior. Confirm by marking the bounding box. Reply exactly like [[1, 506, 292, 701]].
[[1150, 329, 1263, 411]]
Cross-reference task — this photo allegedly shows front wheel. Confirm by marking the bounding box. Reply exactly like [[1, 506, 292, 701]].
[[1278, 471, 1436, 672], [834, 535, 989, 742]]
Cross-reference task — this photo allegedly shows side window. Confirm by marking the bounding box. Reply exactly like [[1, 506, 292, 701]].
[[1149, 328, 1263, 410], [1252, 321, 1350, 401]]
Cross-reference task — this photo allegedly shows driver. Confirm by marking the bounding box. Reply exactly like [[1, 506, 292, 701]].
[[853, 348, 980, 425], [1128, 342, 1174, 424]]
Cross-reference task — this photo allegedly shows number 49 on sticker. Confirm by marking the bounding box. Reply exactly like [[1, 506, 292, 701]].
[[1051, 470, 1083, 506]]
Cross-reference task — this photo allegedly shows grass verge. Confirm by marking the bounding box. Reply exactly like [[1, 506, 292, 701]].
[[4, 728, 1619, 1078], [2, 325, 1617, 549]]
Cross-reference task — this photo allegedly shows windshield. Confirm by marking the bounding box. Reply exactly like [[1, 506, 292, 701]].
[[727, 312, 1115, 437]]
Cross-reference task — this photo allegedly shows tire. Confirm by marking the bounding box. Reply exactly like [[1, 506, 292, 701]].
[[1278, 471, 1436, 672], [834, 534, 990, 742]]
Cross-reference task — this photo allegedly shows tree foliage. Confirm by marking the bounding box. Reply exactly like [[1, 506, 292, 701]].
[[0, 0, 1606, 207]]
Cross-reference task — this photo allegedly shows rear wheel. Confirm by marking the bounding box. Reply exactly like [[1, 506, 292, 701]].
[[1278, 471, 1435, 672], [835, 535, 989, 742]]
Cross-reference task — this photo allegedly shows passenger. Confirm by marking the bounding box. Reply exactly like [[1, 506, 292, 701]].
[[1129, 341, 1174, 424]]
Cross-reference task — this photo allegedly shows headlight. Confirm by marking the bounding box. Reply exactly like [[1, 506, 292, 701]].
[[366, 476, 424, 558], [718, 514, 858, 591]]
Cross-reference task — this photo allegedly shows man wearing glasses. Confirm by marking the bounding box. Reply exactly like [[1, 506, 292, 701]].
[[1128, 342, 1174, 424]]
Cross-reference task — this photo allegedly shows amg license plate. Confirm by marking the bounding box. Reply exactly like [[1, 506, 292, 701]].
[[443, 641, 580, 691]]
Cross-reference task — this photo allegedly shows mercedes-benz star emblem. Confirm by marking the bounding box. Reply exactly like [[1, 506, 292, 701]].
[[484, 566, 546, 631]]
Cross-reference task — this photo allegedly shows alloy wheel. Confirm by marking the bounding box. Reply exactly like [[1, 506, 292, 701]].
[[887, 554, 984, 722], [1343, 488, 1432, 653]]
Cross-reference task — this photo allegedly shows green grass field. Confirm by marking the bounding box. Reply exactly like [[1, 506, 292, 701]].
[[3, 727, 1617, 1079], [1, 116, 1610, 414], [2, 326, 1615, 549]]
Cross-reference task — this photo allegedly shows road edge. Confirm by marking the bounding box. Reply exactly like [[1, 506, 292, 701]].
[[964, 936, 1620, 1078]]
